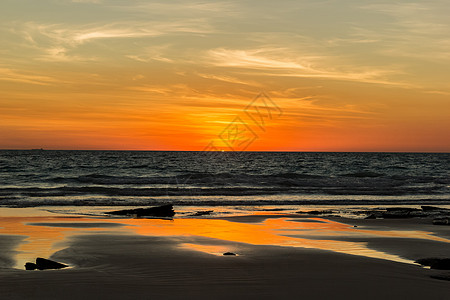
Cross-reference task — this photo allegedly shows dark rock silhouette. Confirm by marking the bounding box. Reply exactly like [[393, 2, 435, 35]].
[[36, 257, 68, 270], [106, 204, 175, 218], [189, 210, 213, 217], [421, 206, 450, 212], [365, 214, 377, 219], [297, 210, 333, 215], [421, 206, 441, 212], [25, 262, 37, 270], [415, 258, 450, 270], [223, 252, 236, 256], [25, 258, 68, 270], [360, 205, 450, 219], [385, 207, 420, 212], [381, 212, 414, 219]]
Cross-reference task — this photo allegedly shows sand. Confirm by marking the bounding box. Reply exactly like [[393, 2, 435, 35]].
[[0, 212, 449, 299]]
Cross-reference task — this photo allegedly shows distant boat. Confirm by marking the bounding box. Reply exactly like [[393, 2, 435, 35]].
[[31, 148, 45, 151]]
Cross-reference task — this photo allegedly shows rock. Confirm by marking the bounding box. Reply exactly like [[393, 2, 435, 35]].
[[422, 206, 450, 212], [386, 207, 420, 212], [362, 206, 449, 220], [189, 210, 213, 217], [223, 252, 236, 256], [381, 212, 414, 219], [415, 258, 450, 270], [106, 204, 175, 218], [304, 210, 334, 215], [433, 218, 449, 225], [25, 262, 37, 270], [380, 207, 425, 219], [365, 214, 377, 219], [421, 206, 440, 212], [25, 258, 68, 270], [35, 258, 68, 270]]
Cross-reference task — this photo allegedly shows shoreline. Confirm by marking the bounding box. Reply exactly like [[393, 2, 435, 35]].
[[1, 208, 449, 299]]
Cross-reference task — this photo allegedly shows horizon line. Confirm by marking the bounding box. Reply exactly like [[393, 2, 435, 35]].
[[0, 149, 449, 154]]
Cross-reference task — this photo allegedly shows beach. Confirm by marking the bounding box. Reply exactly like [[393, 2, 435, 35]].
[[2, 0, 450, 297], [1, 208, 449, 299]]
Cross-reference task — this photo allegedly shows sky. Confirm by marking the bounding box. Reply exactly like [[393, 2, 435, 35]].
[[0, 0, 449, 151]]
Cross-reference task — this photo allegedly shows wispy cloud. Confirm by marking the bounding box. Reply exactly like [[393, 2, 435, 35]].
[[357, 2, 450, 61], [206, 48, 407, 87], [126, 45, 174, 63], [39, 47, 96, 62], [13, 20, 212, 62], [22, 20, 212, 45], [425, 90, 450, 96], [207, 48, 311, 70], [196, 73, 260, 87], [0, 67, 60, 85]]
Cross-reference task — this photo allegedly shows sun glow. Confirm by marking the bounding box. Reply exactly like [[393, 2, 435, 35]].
[[0, 0, 449, 151]]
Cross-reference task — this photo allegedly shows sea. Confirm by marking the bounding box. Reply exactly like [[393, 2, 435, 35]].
[[0, 150, 449, 217]]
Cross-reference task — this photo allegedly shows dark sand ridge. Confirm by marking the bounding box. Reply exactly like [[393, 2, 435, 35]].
[[0, 213, 449, 299]]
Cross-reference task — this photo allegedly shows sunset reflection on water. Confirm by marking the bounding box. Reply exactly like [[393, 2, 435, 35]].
[[1, 215, 449, 269], [0, 217, 130, 269]]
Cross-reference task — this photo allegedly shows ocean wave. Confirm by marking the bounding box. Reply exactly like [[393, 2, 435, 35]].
[[45, 172, 328, 186], [0, 183, 447, 198], [1, 151, 449, 208], [340, 172, 384, 178], [1, 197, 449, 208]]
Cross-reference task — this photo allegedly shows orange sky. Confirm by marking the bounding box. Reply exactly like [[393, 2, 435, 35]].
[[1, 1, 449, 152]]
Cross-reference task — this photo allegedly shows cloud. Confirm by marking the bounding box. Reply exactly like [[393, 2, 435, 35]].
[[196, 73, 260, 87], [425, 90, 450, 96], [207, 48, 310, 70], [38, 47, 96, 62], [126, 45, 174, 63], [0, 67, 60, 85], [205, 48, 407, 87], [14, 20, 212, 62], [23, 20, 211, 45], [357, 2, 450, 62]]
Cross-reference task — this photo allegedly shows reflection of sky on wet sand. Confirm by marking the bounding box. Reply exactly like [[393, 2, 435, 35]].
[[1, 216, 449, 269], [122, 218, 450, 264], [0, 217, 132, 269]]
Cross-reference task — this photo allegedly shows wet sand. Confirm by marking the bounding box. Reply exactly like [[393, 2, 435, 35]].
[[0, 212, 449, 299]]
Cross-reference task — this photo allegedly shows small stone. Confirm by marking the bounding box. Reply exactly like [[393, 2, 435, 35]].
[[223, 252, 236, 256]]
